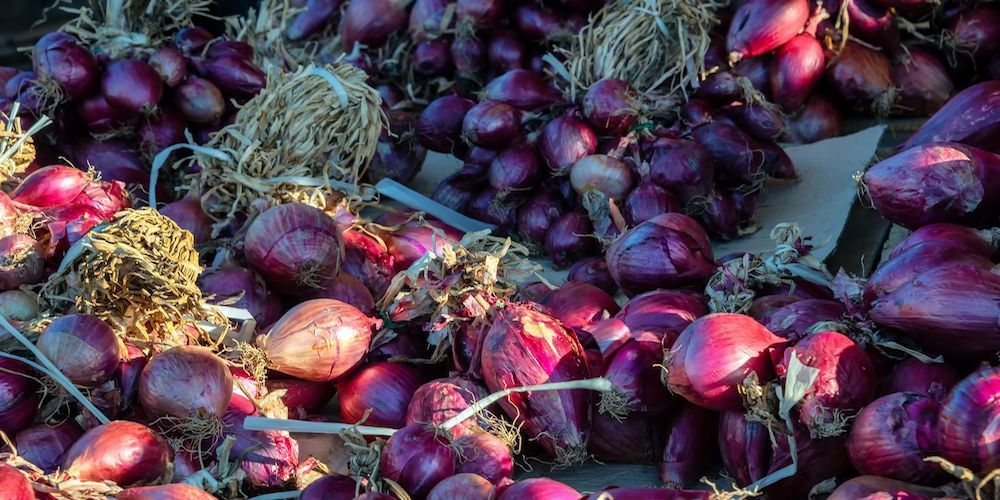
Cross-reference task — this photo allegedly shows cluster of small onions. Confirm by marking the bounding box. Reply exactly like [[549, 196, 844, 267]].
[[0, 26, 266, 202]]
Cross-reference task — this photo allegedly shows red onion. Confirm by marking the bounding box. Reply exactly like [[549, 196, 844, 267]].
[[727, 0, 810, 62], [174, 27, 213, 55], [433, 164, 485, 211], [337, 361, 424, 427], [138, 109, 185, 157], [405, 376, 489, 439], [384, 218, 462, 272], [245, 203, 344, 294], [462, 100, 523, 149], [487, 31, 525, 73], [339, 0, 409, 49], [418, 95, 476, 154], [77, 94, 132, 132], [863, 142, 1000, 228], [32, 33, 98, 100], [845, 0, 901, 52], [287, 0, 341, 41], [299, 474, 358, 500], [749, 295, 803, 323], [538, 115, 598, 175], [72, 139, 149, 190], [567, 257, 616, 295], [734, 56, 771, 96], [721, 103, 785, 142], [36, 314, 120, 387], [451, 35, 486, 76], [16, 421, 84, 473], [457, 0, 503, 28], [647, 138, 715, 204], [680, 98, 714, 128], [483, 69, 562, 111], [944, 6, 1000, 62], [891, 47, 954, 117], [10, 165, 87, 207], [489, 144, 541, 192], [222, 407, 301, 488], [696, 191, 742, 241], [588, 411, 657, 462], [379, 423, 456, 497], [101, 60, 163, 114], [665, 313, 785, 411], [62, 420, 170, 485], [481, 304, 592, 460], [623, 180, 679, 226], [256, 299, 372, 381], [542, 281, 620, 332], [140, 346, 232, 423], [891, 223, 999, 260], [718, 411, 770, 486], [0, 235, 43, 290], [763, 299, 845, 340], [660, 403, 718, 488], [118, 484, 217, 499], [206, 41, 254, 60], [0, 358, 40, 435], [847, 392, 945, 484], [0, 289, 40, 322], [412, 40, 454, 77], [0, 463, 33, 500], [305, 272, 375, 314], [899, 81, 1000, 154], [515, 190, 564, 244], [148, 47, 187, 88], [117, 343, 146, 412], [691, 122, 767, 188], [428, 473, 493, 500], [582, 79, 638, 136], [159, 191, 213, 245], [409, 0, 454, 42], [368, 113, 427, 185], [826, 42, 894, 115], [783, 94, 843, 144], [265, 377, 334, 414], [604, 338, 672, 414], [570, 154, 636, 200], [544, 209, 597, 268], [199, 263, 282, 326], [828, 476, 945, 500], [203, 56, 266, 100], [615, 290, 706, 347], [883, 359, 960, 402], [937, 366, 1000, 473], [341, 227, 395, 299], [863, 240, 993, 305], [606, 213, 716, 297], [694, 71, 745, 104], [498, 479, 580, 500], [173, 76, 225, 124], [455, 431, 513, 483]]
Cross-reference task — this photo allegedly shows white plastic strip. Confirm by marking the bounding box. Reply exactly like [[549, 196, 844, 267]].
[[375, 179, 495, 234], [243, 416, 398, 437]]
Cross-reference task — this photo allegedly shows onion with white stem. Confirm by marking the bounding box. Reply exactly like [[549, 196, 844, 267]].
[[570, 154, 635, 237]]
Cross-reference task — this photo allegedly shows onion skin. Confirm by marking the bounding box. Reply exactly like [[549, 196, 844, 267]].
[[433, 164, 484, 211], [455, 431, 514, 483], [101, 60, 163, 114], [585, 488, 711, 500], [489, 144, 541, 191], [173, 76, 225, 124], [11, 165, 88, 207], [37, 314, 120, 387], [33, 32, 98, 100], [863, 239, 993, 305], [697, 191, 742, 241], [938, 366, 1000, 473], [457, 0, 503, 28], [604, 339, 673, 414], [62, 420, 171, 486], [245, 203, 344, 295], [847, 392, 944, 484], [418, 95, 476, 154], [0, 464, 33, 500], [223, 408, 301, 488], [647, 138, 715, 204], [899, 81, 1000, 154], [203, 55, 265, 100], [498, 478, 580, 500], [73, 139, 150, 191], [341, 227, 395, 299], [570, 154, 636, 200], [606, 213, 716, 297], [538, 115, 598, 175], [544, 210, 597, 268], [769, 35, 823, 113], [718, 411, 770, 486], [299, 474, 357, 500], [0, 358, 40, 436], [405, 376, 489, 439], [462, 100, 523, 149], [862, 142, 1000, 228], [139, 346, 233, 420], [883, 359, 960, 402], [567, 257, 617, 295], [257, 299, 372, 382], [542, 281, 620, 333], [891, 223, 999, 260], [379, 424, 456, 497], [763, 299, 845, 341], [768, 427, 852, 499], [0, 290, 40, 323], [722, 103, 785, 143], [409, 0, 453, 42], [892, 48, 954, 117], [588, 411, 657, 462], [428, 473, 494, 500], [483, 69, 562, 111], [582, 79, 638, 136], [338, 361, 424, 427], [827, 476, 945, 500], [466, 189, 521, 230], [451, 35, 486, 76], [117, 484, 217, 499], [384, 218, 462, 272], [0, 235, 43, 290], [481, 303, 592, 458], [692, 122, 767, 188], [727, 0, 810, 62], [659, 403, 718, 488], [666, 313, 785, 411], [516, 191, 564, 244], [845, 0, 901, 53], [148, 47, 187, 88], [826, 41, 893, 114], [783, 94, 843, 144], [265, 378, 334, 415]]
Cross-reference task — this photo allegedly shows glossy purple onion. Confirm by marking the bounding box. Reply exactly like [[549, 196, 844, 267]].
[[544, 209, 597, 268], [101, 60, 163, 114], [462, 100, 523, 149], [606, 213, 716, 296], [379, 423, 456, 497]]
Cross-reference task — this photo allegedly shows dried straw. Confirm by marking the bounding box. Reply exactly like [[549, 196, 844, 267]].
[[555, 0, 724, 100], [56, 0, 213, 56], [170, 64, 385, 226], [226, 0, 341, 72], [0, 103, 51, 185], [39, 207, 226, 347]]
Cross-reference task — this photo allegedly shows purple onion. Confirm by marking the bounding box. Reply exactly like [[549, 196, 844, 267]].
[[138, 109, 185, 157], [203, 56, 265, 100], [733, 56, 771, 96], [647, 137, 715, 204], [498, 479, 580, 500], [0, 357, 41, 435], [846, 0, 901, 53], [483, 69, 562, 111], [891, 47, 954, 117], [722, 103, 785, 142], [409, 0, 454, 42], [287, 0, 342, 41], [660, 402, 718, 488], [432, 163, 486, 211], [33, 32, 99, 100], [462, 100, 523, 149], [148, 47, 187, 88], [567, 257, 617, 295], [457, 0, 504, 28], [412, 40, 454, 77], [606, 213, 716, 296], [487, 31, 525, 73], [538, 115, 598, 175], [174, 27, 213, 55], [588, 411, 658, 462], [339, 0, 409, 49], [692, 122, 767, 188], [847, 392, 945, 484], [454, 432, 513, 484], [303, 272, 375, 314], [680, 98, 714, 128], [544, 209, 597, 268], [451, 35, 486, 76], [74, 139, 150, 190], [199, 263, 283, 327], [489, 144, 541, 192], [516, 190, 564, 244], [764, 299, 846, 340], [101, 60, 164, 114], [882, 358, 960, 402], [173, 76, 225, 124], [624, 179, 679, 226], [466, 189, 521, 229], [783, 94, 843, 144], [16, 422, 84, 473], [770, 34, 825, 113], [614, 289, 707, 346], [380, 424, 456, 497], [583, 79, 638, 136], [514, 3, 573, 41], [368, 111, 427, 184], [417, 95, 476, 154], [696, 191, 742, 241], [76, 94, 132, 133]]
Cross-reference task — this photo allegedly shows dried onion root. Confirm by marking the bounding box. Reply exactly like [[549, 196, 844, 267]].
[[0, 103, 51, 185], [39, 207, 226, 346], [554, 0, 724, 100], [55, 0, 212, 57], [226, 0, 340, 72], [169, 64, 386, 227]]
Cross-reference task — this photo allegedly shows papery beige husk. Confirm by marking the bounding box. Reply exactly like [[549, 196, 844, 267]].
[[0, 104, 51, 185], [553, 0, 724, 100], [39, 207, 227, 348], [379, 228, 543, 361], [176, 63, 386, 226], [55, 0, 212, 57], [226, 0, 341, 72]]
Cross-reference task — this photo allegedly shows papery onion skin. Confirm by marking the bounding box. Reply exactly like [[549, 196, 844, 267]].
[[341, 227, 395, 300], [827, 476, 945, 500], [405, 376, 489, 439], [62, 420, 171, 486], [33, 32, 99, 100], [118, 484, 217, 499], [899, 80, 1000, 154], [428, 473, 494, 500], [481, 303, 591, 458], [0, 463, 33, 500], [245, 203, 344, 295], [223, 408, 301, 488], [303, 272, 375, 314], [882, 358, 960, 402], [847, 392, 945, 484], [379, 424, 456, 498], [202, 56, 266, 100], [624, 180, 679, 226], [489, 144, 541, 192], [937, 366, 1000, 473], [257, 299, 372, 382], [615, 290, 706, 346], [37, 314, 120, 387], [384, 218, 462, 272], [570, 154, 636, 200], [139, 346, 233, 420], [659, 403, 718, 488], [337, 361, 425, 427], [727, 0, 810, 61], [606, 213, 717, 297], [666, 313, 785, 411], [497, 478, 580, 500], [455, 431, 514, 484], [0, 235, 44, 290], [889, 222, 998, 260]]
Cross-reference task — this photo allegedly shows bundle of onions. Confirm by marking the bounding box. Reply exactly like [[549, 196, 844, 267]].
[[62, 420, 171, 486], [250, 298, 374, 382]]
